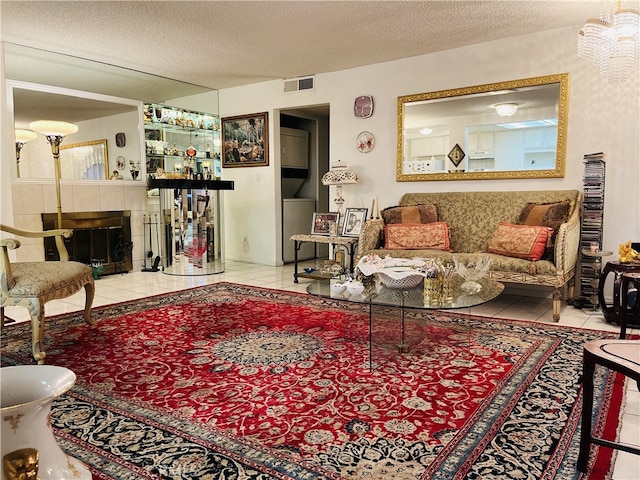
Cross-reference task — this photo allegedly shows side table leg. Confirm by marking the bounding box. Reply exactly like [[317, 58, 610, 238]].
[[620, 277, 630, 339], [598, 264, 615, 322], [612, 272, 624, 322], [293, 240, 301, 283], [577, 349, 596, 472], [369, 303, 373, 371], [349, 242, 356, 274]]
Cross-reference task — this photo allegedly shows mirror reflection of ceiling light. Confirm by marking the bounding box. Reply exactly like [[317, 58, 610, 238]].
[[419, 128, 433, 135], [494, 103, 518, 116]]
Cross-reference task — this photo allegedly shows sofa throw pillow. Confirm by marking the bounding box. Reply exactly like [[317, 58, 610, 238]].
[[384, 222, 451, 251], [381, 204, 438, 225], [517, 200, 571, 260], [517, 200, 571, 234], [487, 222, 552, 261]]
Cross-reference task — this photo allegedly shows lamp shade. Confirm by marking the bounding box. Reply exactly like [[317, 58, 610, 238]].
[[494, 103, 518, 117], [15, 129, 38, 143], [321, 160, 358, 185], [29, 120, 78, 136]]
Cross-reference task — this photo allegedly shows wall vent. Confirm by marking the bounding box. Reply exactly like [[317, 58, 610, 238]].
[[283, 75, 315, 93]]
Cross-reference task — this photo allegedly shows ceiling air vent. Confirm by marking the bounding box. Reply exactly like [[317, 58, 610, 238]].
[[283, 75, 315, 93]]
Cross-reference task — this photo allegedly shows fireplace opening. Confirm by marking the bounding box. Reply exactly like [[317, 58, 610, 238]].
[[42, 211, 133, 276]]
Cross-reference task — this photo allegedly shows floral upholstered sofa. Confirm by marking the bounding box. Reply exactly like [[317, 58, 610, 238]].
[[356, 190, 582, 321]]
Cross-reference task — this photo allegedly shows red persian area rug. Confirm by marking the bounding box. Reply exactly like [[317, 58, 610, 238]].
[[0, 283, 631, 479]]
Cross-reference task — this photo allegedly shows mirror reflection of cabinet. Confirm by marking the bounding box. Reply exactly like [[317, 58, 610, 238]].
[[410, 136, 449, 157], [144, 103, 221, 178], [523, 126, 557, 150], [467, 132, 494, 153]]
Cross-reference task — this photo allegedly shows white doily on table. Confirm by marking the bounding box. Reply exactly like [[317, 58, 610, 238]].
[[356, 255, 430, 280]]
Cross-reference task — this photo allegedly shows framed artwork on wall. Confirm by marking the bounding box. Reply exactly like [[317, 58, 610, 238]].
[[341, 208, 368, 237], [311, 212, 340, 236], [221, 112, 268, 167]]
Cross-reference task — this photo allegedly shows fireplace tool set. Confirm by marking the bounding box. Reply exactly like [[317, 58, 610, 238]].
[[142, 214, 161, 272]]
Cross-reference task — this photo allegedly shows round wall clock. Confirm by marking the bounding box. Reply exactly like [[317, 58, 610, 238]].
[[356, 131, 375, 153]]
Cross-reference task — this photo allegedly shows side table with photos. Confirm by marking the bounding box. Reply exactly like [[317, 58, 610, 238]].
[[290, 234, 358, 283]]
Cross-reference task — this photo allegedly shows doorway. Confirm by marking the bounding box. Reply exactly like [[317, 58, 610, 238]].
[[278, 105, 330, 264]]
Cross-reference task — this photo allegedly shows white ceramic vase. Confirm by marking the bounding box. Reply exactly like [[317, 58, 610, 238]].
[[1, 365, 91, 480]]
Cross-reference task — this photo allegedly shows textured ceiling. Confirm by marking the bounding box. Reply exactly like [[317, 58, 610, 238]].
[[0, 0, 621, 91]]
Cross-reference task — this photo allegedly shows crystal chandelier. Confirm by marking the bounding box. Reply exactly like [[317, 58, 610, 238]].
[[578, 1, 640, 85]]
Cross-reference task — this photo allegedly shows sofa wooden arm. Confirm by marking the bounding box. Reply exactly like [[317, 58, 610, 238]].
[[356, 219, 385, 261], [554, 202, 581, 275], [0, 224, 73, 261]]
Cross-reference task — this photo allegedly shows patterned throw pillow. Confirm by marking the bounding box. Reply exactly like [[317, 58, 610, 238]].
[[517, 200, 570, 234], [487, 222, 552, 261], [381, 204, 438, 225], [384, 222, 451, 251], [517, 200, 571, 259]]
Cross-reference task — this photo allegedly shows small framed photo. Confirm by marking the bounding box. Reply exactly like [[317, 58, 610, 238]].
[[311, 212, 339, 236], [341, 208, 368, 237], [221, 112, 268, 167]]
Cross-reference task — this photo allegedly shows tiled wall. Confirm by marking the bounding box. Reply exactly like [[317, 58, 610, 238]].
[[11, 181, 150, 270]]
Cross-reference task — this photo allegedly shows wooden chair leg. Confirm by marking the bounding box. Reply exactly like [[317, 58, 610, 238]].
[[27, 298, 46, 364], [567, 278, 576, 304], [553, 287, 561, 322], [83, 281, 95, 326]]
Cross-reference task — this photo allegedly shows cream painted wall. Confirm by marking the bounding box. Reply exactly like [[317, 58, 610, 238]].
[[2, 26, 639, 270], [219, 25, 639, 266]]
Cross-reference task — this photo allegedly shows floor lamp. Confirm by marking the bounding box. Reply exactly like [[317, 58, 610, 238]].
[[15, 129, 38, 178], [29, 120, 79, 229]]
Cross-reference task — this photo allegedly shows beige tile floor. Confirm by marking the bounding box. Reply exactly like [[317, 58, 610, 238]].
[[4, 260, 639, 479]]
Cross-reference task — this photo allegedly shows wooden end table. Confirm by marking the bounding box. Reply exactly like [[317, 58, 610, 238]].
[[290, 234, 358, 283], [597, 261, 640, 325]]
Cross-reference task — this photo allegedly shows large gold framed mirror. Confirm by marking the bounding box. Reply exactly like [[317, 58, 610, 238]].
[[397, 73, 569, 181]]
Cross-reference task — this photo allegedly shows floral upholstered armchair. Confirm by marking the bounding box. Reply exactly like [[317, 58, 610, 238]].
[[0, 224, 94, 364]]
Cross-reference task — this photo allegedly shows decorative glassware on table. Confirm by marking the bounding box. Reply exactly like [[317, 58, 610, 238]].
[[453, 256, 492, 294], [345, 279, 365, 296], [356, 255, 427, 289], [438, 260, 455, 304], [377, 270, 424, 289]]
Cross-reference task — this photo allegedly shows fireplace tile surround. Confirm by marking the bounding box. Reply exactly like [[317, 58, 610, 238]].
[[10, 181, 149, 267]]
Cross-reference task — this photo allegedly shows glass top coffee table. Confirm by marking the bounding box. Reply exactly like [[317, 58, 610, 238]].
[[307, 276, 504, 370]]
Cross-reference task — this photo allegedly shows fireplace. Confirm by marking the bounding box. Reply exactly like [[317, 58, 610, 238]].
[[42, 211, 133, 276]]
